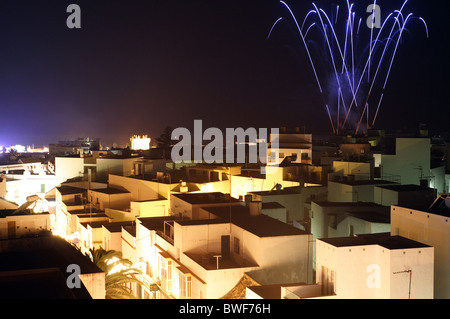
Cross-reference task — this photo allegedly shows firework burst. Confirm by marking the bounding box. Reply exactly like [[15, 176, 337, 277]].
[[269, 0, 428, 134]]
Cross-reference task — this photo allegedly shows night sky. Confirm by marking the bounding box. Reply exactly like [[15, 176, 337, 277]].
[[0, 0, 447, 147]]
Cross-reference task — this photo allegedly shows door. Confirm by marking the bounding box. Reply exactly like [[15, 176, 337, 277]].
[[221, 235, 230, 260]]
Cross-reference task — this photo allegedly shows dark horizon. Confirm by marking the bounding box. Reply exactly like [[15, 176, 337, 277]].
[[0, 0, 447, 148]]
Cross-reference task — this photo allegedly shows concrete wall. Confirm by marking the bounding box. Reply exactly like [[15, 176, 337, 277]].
[[316, 239, 434, 299], [131, 199, 169, 218], [248, 233, 313, 285], [328, 181, 389, 203], [88, 190, 131, 211], [332, 161, 372, 180], [261, 206, 287, 223], [55, 157, 84, 184], [379, 138, 431, 185], [373, 186, 436, 208], [109, 174, 170, 201], [391, 205, 449, 298], [96, 157, 137, 180], [231, 174, 299, 200], [0, 213, 51, 239]]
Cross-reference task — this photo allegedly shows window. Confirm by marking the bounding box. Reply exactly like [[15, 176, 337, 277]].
[[146, 261, 152, 277], [167, 260, 172, 292], [234, 237, 240, 254], [301, 152, 309, 160], [160, 257, 168, 291], [179, 273, 192, 299], [321, 266, 336, 295]]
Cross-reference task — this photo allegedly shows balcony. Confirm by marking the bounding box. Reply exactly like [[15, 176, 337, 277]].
[[156, 220, 175, 245]]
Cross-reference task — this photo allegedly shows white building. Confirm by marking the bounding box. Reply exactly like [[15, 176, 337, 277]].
[[249, 185, 327, 225], [373, 137, 432, 186], [316, 233, 434, 299], [170, 192, 241, 220], [310, 201, 391, 268], [327, 179, 396, 203], [268, 130, 313, 166], [390, 198, 450, 299], [124, 205, 313, 299], [0, 210, 51, 240]]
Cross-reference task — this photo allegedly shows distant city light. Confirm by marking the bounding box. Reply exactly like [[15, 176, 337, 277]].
[[0, 144, 49, 153], [130, 135, 151, 150]]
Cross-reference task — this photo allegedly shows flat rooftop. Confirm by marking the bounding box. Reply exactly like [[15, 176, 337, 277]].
[[329, 179, 396, 186], [67, 208, 103, 215], [376, 184, 435, 192], [201, 205, 308, 237], [312, 201, 385, 208], [319, 233, 431, 250], [123, 225, 136, 237], [346, 209, 390, 224], [0, 234, 102, 298], [249, 188, 301, 196], [262, 202, 285, 209], [103, 221, 135, 233], [89, 187, 130, 195], [172, 192, 239, 205], [56, 185, 86, 195], [0, 210, 50, 218], [138, 216, 178, 232]]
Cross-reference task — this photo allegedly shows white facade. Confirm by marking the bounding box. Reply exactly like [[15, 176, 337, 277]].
[[373, 138, 431, 186], [310, 201, 390, 269], [268, 132, 313, 165], [55, 156, 85, 184], [316, 234, 434, 299], [0, 212, 51, 239], [128, 213, 312, 299], [327, 180, 395, 203], [391, 205, 450, 298]]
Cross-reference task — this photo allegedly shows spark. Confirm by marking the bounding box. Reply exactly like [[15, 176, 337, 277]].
[[268, 0, 428, 135]]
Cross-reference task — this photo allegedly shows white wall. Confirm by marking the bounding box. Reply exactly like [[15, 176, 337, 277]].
[[55, 157, 84, 184], [0, 213, 51, 239], [391, 205, 450, 298], [379, 138, 431, 185], [332, 161, 371, 179], [109, 174, 170, 201], [316, 239, 434, 298]]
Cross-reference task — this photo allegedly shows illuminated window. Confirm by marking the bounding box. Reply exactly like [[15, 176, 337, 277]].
[[179, 272, 192, 299], [167, 260, 172, 292], [146, 260, 152, 277], [160, 257, 168, 291]]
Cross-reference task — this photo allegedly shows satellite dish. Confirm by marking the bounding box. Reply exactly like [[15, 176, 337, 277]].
[[444, 197, 450, 208]]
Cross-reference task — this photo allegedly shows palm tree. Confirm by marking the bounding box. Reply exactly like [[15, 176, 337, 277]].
[[90, 247, 144, 299]]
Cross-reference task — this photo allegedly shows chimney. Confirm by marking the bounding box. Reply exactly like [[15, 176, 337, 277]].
[[244, 194, 253, 205], [249, 201, 262, 216]]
